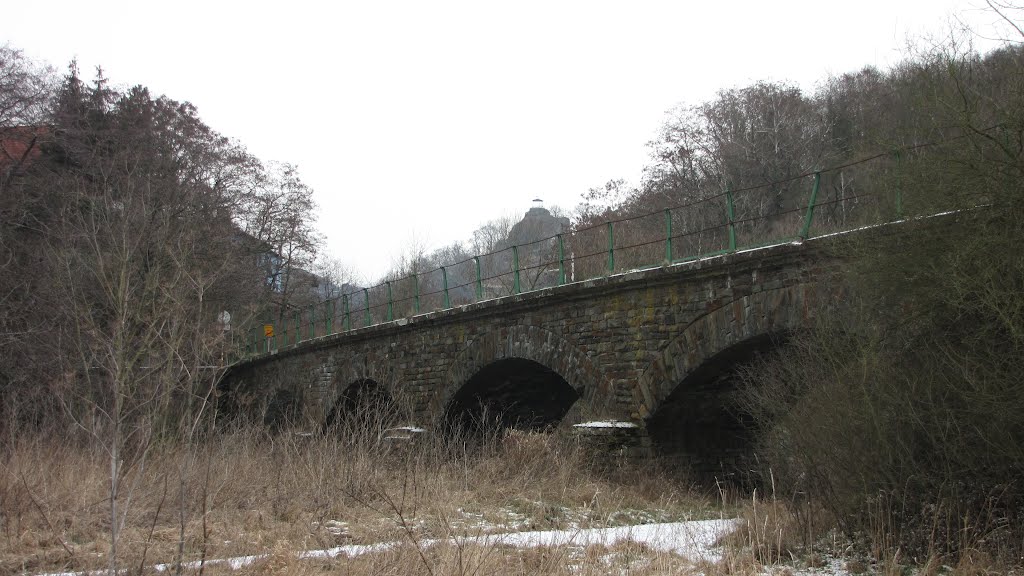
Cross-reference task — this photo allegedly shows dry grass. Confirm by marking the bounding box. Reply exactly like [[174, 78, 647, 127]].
[[9, 423, 1017, 575], [718, 487, 833, 566], [705, 488, 1024, 576], [0, 425, 713, 575]]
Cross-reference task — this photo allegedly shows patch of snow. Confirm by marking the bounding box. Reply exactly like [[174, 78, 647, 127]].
[[381, 426, 427, 440], [453, 519, 737, 562], [384, 426, 426, 433], [312, 519, 350, 537], [36, 519, 737, 576], [573, 421, 639, 429], [304, 518, 737, 563], [300, 542, 396, 561], [735, 242, 789, 256]]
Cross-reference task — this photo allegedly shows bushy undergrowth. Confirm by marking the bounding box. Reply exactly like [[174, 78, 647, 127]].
[[727, 29, 1024, 567], [736, 169, 1024, 565]]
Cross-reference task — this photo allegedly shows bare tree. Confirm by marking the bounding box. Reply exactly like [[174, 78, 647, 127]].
[[0, 44, 53, 140], [470, 214, 515, 255], [0, 57, 328, 571], [0, 48, 57, 432], [238, 161, 323, 314], [312, 253, 358, 300]]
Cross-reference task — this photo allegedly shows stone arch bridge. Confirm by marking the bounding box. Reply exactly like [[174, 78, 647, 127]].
[[221, 236, 841, 466]]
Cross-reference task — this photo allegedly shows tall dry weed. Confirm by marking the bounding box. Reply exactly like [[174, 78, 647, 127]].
[[1, 419, 708, 574]]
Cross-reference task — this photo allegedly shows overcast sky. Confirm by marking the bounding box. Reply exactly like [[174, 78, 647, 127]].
[[1, 0, 1007, 281]]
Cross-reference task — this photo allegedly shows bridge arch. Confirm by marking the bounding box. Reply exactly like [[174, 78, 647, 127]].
[[324, 377, 404, 434], [263, 387, 301, 431], [635, 284, 818, 476], [634, 284, 816, 419], [319, 354, 403, 426], [436, 325, 610, 430]]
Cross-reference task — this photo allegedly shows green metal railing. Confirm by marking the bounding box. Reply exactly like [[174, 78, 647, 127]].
[[239, 147, 920, 359]]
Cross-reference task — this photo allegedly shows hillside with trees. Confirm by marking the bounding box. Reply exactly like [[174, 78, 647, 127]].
[[0, 50, 324, 441], [2, 3, 1024, 573]]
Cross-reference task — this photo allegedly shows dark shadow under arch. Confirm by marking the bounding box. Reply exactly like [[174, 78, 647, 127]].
[[634, 285, 821, 484], [264, 388, 300, 432], [647, 332, 790, 483], [443, 358, 580, 435], [324, 378, 403, 434]]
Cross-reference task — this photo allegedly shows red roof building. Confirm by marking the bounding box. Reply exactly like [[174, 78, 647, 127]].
[[0, 126, 47, 173]]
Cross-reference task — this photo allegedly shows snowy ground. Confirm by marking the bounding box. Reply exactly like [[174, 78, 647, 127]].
[[165, 519, 736, 572], [36, 515, 933, 575], [38, 519, 737, 575]]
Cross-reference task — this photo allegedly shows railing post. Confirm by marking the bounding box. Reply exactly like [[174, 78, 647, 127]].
[[441, 266, 451, 308], [386, 281, 393, 321], [557, 234, 566, 285], [726, 189, 737, 251], [413, 274, 420, 314], [325, 299, 333, 335], [309, 305, 315, 339], [474, 256, 483, 301], [893, 150, 903, 219], [799, 172, 822, 240], [606, 222, 615, 274], [363, 287, 371, 327], [511, 246, 521, 294], [280, 316, 287, 351], [664, 209, 673, 263], [294, 311, 300, 345], [343, 294, 350, 331]]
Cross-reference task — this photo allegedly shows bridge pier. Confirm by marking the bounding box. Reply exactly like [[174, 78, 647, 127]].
[[571, 420, 652, 459]]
